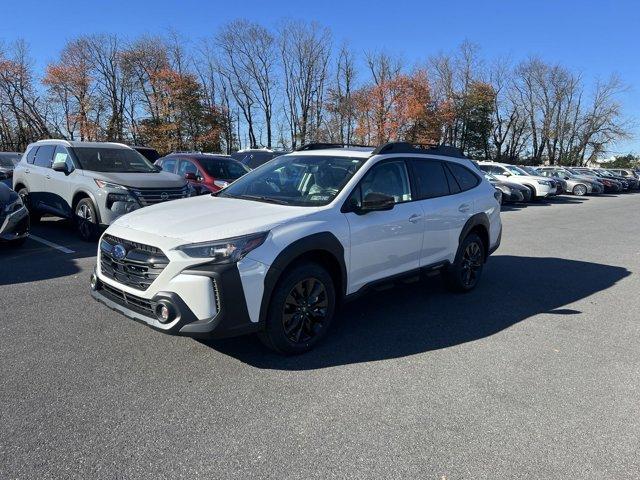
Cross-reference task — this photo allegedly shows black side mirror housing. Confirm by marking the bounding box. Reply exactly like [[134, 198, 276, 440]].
[[184, 172, 198, 181], [357, 192, 395, 214]]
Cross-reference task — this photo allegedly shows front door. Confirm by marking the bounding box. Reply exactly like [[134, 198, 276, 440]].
[[344, 159, 424, 294]]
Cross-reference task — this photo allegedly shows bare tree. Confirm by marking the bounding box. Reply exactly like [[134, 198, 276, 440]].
[[279, 20, 331, 148]]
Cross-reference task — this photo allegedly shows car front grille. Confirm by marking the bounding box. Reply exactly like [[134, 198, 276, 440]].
[[100, 281, 155, 317], [100, 234, 169, 291], [130, 186, 189, 206]]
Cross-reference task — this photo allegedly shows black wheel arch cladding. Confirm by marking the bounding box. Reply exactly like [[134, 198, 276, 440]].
[[259, 231, 347, 325], [459, 213, 490, 260]]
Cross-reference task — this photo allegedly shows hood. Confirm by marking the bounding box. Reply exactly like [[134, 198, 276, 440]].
[[113, 195, 318, 243], [82, 170, 186, 189]]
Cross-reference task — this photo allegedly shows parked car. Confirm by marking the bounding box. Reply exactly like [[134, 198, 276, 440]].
[[596, 168, 638, 190], [90, 142, 502, 354], [231, 148, 288, 169], [133, 146, 161, 163], [0, 182, 29, 246], [608, 168, 640, 188], [13, 140, 189, 241], [569, 167, 623, 192], [0, 153, 21, 187], [477, 162, 554, 200], [155, 153, 251, 194], [482, 172, 529, 203], [536, 167, 600, 196]]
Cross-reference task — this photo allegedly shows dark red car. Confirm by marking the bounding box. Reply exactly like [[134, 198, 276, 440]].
[[155, 153, 250, 194]]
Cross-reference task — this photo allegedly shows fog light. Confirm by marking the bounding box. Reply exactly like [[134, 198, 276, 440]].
[[155, 302, 175, 323], [90, 273, 98, 291]]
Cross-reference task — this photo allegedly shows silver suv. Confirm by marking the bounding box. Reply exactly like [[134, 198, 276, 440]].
[[13, 140, 188, 240]]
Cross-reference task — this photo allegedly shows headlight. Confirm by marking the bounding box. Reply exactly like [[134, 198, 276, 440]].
[[497, 185, 511, 195], [4, 195, 23, 214], [94, 179, 128, 190], [537, 180, 551, 186], [175, 231, 269, 262]]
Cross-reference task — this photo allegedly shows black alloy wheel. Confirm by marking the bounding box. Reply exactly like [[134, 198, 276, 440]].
[[282, 277, 329, 344], [259, 262, 336, 355], [460, 241, 483, 288]]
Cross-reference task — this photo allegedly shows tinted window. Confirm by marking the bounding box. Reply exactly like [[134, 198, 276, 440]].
[[410, 159, 450, 199], [360, 160, 412, 204], [159, 158, 177, 173], [34, 145, 55, 168], [26, 147, 38, 164], [73, 147, 156, 173], [177, 160, 199, 177], [199, 158, 249, 180], [448, 162, 480, 191]]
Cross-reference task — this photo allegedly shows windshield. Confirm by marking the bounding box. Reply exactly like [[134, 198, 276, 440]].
[[483, 172, 497, 181], [200, 158, 250, 180], [219, 154, 366, 206], [506, 165, 530, 176], [0, 157, 14, 168], [72, 147, 156, 173]]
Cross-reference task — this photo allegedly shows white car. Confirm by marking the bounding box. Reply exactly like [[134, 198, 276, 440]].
[[90, 142, 502, 354], [477, 162, 554, 199]]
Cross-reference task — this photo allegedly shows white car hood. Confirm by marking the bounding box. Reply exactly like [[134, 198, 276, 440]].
[[112, 195, 317, 243]]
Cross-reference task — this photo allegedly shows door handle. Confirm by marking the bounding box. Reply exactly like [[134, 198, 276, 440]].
[[458, 203, 471, 213], [408, 214, 422, 223], [46, 174, 51, 180]]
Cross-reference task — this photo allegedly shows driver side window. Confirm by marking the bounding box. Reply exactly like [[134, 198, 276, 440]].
[[360, 160, 412, 205]]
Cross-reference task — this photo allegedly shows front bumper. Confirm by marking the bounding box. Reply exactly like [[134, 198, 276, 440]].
[[91, 262, 260, 339], [0, 206, 29, 241]]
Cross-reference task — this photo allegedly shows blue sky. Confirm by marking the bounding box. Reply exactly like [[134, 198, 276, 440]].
[[2, 0, 639, 153]]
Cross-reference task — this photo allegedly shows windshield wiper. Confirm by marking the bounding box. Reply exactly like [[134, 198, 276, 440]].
[[233, 194, 290, 205]]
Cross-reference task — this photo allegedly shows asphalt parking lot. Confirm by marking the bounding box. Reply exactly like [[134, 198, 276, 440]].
[[1, 194, 639, 479]]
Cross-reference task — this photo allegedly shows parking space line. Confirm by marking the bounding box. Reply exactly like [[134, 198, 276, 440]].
[[29, 235, 76, 254]]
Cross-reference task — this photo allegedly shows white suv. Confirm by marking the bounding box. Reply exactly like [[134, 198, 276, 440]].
[[13, 140, 188, 240], [90, 142, 502, 354], [477, 161, 554, 199]]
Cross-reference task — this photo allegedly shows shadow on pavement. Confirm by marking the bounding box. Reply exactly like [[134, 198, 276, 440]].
[[203, 255, 630, 370], [0, 218, 98, 286]]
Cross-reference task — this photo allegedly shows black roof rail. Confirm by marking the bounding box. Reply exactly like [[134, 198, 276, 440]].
[[296, 143, 375, 151], [371, 142, 466, 158]]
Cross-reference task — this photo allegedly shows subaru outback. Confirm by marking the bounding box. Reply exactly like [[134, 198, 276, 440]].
[[90, 142, 502, 354]]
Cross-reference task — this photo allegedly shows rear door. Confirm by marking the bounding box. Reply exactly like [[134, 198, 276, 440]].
[[407, 157, 457, 265], [446, 161, 482, 243], [29, 145, 55, 209]]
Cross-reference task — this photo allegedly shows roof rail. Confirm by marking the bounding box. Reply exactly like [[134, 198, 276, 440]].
[[371, 142, 466, 158], [296, 143, 375, 151]]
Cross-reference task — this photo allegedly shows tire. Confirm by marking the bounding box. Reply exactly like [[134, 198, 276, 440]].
[[75, 198, 99, 242], [258, 262, 336, 355], [573, 184, 587, 196], [17, 187, 41, 223], [9, 237, 27, 247], [445, 233, 485, 293]]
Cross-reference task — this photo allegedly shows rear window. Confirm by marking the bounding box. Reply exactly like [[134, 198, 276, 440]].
[[72, 147, 156, 173], [447, 162, 480, 191]]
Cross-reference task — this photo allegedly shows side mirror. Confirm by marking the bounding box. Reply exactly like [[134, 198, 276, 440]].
[[184, 172, 197, 181], [502, 171, 511, 177], [52, 162, 70, 175], [358, 192, 395, 213]]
